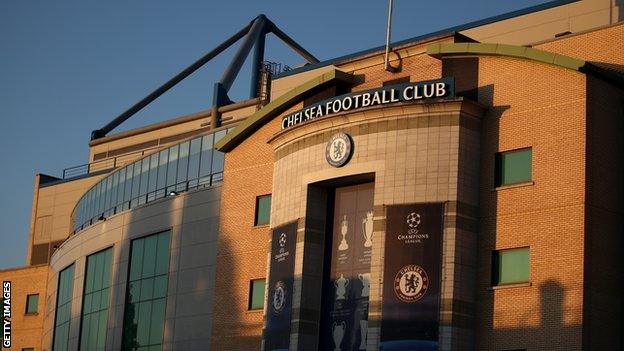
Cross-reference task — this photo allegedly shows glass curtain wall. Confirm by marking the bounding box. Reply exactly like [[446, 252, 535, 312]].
[[79, 248, 113, 351], [122, 231, 171, 351], [72, 129, 229, 233], [53, 264, 75, 351]]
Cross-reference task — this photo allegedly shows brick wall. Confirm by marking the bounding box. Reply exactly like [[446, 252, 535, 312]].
[[0, 264, 49, 351]]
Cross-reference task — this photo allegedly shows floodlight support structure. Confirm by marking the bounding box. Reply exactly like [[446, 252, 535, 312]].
[[91, 14, 319, 140]]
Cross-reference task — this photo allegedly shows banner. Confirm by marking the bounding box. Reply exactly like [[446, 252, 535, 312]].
[[263, 221, 297, 351], [380, 203, 444, 350], [320, 183, 374, 351]]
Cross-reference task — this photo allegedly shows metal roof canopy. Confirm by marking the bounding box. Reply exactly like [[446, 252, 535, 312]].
[[90, 14, 319, 141]]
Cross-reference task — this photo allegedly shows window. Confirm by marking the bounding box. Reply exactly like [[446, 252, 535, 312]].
[[79, 248, 113, 351], [53, 264, 75, 351], [25, 294, 39, 314], [495, 148, 532, 187], [22, 348, 34, 351], [122, 231, 171, 351], [492, 247, 530, 286], [249, 279, 266, 310], [255, 195, 272, 226]]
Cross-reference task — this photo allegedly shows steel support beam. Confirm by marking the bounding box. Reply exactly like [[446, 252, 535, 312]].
[[268, 21, 320, 64], [249, 30, 267, 98], [91, 20, 253, 140]]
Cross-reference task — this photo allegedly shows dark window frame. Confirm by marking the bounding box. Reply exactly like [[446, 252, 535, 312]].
[[254, 194, 272, 226], [495, 147, 533, 187], [25, 293, 39, 315], [491, 246, 530, 286], [248, 278, 266, 311]]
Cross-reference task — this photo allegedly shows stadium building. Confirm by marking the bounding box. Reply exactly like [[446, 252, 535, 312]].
[[1, 0, 624, 350]]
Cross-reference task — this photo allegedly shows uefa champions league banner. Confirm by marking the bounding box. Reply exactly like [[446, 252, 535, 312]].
[[263, 221, 297, 351], [380, 203, 444, 350]]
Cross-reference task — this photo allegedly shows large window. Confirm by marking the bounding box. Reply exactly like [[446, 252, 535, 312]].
[[53, 264, 75, 351], [248, 279, 266, 310], [25, 294, 39, 314], [492, 247, 530, 286], [254, 195, 272, 226], [72, 129, 232, 233], [495, 148, 532, 187], [122, 231, 171, 351], [79, 248, 113, 351]]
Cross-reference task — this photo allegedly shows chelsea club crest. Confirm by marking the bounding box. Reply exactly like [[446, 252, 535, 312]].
[[325, 132, 353, 167], [272, 281, 287, 315]]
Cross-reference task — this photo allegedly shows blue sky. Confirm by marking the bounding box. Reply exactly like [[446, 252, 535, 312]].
[[0, 0, 550, 267]]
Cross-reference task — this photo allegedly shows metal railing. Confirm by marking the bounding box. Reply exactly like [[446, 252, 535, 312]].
[[62, 149, 160, 179]]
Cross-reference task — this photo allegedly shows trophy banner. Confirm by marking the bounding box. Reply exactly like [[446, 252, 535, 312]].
[[263, 221, 297, 351], [380, 203, 444, 349], [319, 183, 374, 351]]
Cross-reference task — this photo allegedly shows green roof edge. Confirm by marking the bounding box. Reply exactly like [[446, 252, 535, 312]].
[[215, 69, 355, 152], [426, 43, 586, 71]]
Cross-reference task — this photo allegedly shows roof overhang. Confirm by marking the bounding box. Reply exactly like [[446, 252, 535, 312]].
[[215, 69, 355, 152]]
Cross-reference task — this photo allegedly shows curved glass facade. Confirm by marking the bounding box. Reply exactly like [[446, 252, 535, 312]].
[[71, 129, 229, 233]]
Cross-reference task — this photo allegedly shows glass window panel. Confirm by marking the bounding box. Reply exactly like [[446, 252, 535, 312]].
[[98, 179, 106, 218], [110, 172, 119, 214], [175, 141, 190, 191], [116, 168, 126, 212], [80, 248, 112, 351], [141, 235, 158, 279], [496, 148, 532, 186], [138, 157, 150, 205], [140, 278, 154, 302], [53, 264, 74, 351], [198, 134, 214, 183], [129, 240, 144, 282], [92, 183, 101, 220], [131, 160, 142, 207], [128, 281, 141, 303], [152, 276, 167, 299], [136, 301, 151, 346], [83, 293, 92, 314], [87, 311, 99, 350], [155, 149, 169, 199], [187, 137, 202, 189], [148, 299, 165, 345], [123, 164, 134, 208], [123, 232, 170, 351], [493, 247, 530, 285], [93, 252, 104, 291], [165, 145, 179, 191], [249, 279, 266, 310], [97, 310, 107, 349], [147, 153, 159, 201], [104, 175, 113, 215], [25, 294, 39, 314], [155, 233, 170, 276], [255, 195, 272, 226], [80, 314, 90, 351]]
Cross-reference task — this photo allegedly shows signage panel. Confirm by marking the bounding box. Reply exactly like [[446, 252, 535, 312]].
[[320, 184, 374, 351], [281, 77, 454, 130], [263, 222, 297, 351], [380, 203, 444, 350]]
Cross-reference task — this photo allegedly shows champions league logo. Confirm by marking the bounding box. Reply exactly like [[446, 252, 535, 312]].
[[325, 133, 352, 167], [394, 265, 429, 303], [406, 212, 421, 230], [272, 281, 287, 315]]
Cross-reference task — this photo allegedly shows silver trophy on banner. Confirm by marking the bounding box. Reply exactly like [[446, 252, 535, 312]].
[[362, 211, 374, 248], [359, 319, 368, 350], [332, 321, 346, 351], [339, 215, 349, 251], [335, 274, 349, 300], [358, 273, 370, 298]]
